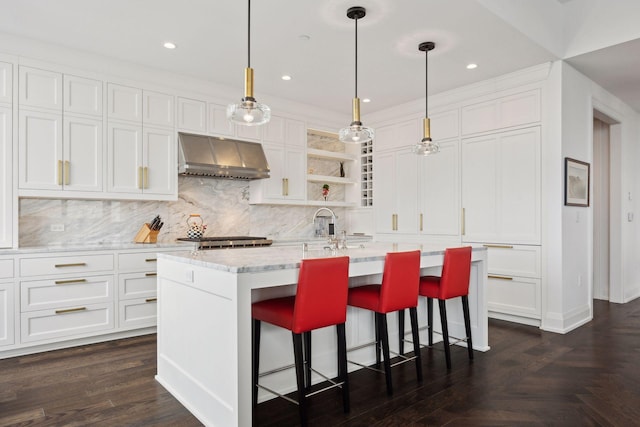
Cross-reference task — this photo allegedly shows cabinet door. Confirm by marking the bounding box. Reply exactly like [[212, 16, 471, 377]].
[[178, 97, 206, 133], [19, 66, 62, 111], [64, 75, 102, 117], [107, 122, 143, 194], [284, 119, 306, 148], [143, 127, 176, 196], [0, 62, 12, 105], [284, 147, 306, 200], [207, 103, 234, 137], [420, 139, 459, 236], [262, 115, 285, 144], [0, 107, 11, 248], [143, 90, 174, 128], [107, 83, 142, 123], [63, 116, 103, 192], [258, 144, 286, 200], [19, 109, 63, 190], [236, 123, 261, 141], [394, 149, 419, 234], [0, 282, 14, 347], [374, 152, 395, 233]]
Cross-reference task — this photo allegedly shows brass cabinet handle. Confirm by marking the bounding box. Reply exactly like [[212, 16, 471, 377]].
[[420, 213, 423, 232], [55, 278, 87, 285], [54, 263, 87, 268], [145, 272, 157, 277], [57, 160, 63, 186], [483, 244, 514, 249], [488, 275, 513, 280], [64, 160, 70, 185], [138, 167, 143, 189], [55, 307, 87, 314], [461, 208, 466, 236], [284, 178, 289, 196], [145, 298, 158, 303], [143, 166, 149, 189], [282, 178, 286, 196], [145, 258, 157, 262]]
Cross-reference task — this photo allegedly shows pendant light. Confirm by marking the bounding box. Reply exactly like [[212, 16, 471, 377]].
[[227, 0, 271, 126], [413, 41, 439, 155], [339, 6, 374, 144]]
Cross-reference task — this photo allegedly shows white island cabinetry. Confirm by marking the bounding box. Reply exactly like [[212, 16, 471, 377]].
[[156, 243, 488, 427]]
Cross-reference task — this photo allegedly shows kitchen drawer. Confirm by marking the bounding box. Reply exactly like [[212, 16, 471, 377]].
[[20, 253, 114, 277], [0, 258, 13, 279], [21, 274, 114, 312], [484, 244, 540, 278], [487, 275, 540, 319], [119, 272, 157, 300], [118, 251, 160, 272], [119, 297, 157, 329], [21, 302, 114, 343]]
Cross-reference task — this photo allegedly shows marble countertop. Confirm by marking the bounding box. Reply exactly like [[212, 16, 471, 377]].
[[159, 242, 486, 274], [0, 241, 194, 255]]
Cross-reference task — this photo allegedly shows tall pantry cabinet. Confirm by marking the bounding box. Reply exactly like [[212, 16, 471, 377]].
[[0, 62, 12, 249]]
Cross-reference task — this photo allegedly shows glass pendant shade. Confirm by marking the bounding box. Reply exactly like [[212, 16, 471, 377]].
[[339, 121, 375, 143], [227, 0, 270, 126]]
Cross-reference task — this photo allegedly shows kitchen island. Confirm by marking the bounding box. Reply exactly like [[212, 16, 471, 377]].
[[156, 242, 488, 427]]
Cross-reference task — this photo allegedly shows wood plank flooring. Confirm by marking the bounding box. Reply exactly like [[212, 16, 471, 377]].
[[1, 298, 640, 426]]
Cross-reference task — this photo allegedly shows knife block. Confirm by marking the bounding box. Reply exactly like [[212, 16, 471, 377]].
[[134, 223, 159, 243]]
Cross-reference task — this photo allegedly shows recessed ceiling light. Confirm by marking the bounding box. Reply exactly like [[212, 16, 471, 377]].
[[466, 63, 477, 69], [362, 98, 371, 103], [281, 75, 292, 81], [163, 42, 177, 49]]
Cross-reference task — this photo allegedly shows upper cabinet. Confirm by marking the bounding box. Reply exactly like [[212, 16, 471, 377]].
[[19, 67, 62, 111], [177, 97, 206, 133], [374, 118, 421, 152], [107, 84, 142, 123], [0, 62, 12, 104], [143, 90, 174, 128], [461, 89, 540, 136], [0, 105, 12, 249], [64, 74, 102, 117]]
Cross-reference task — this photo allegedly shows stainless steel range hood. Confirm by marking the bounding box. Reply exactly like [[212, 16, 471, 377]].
[[178, 132, 270, 180]]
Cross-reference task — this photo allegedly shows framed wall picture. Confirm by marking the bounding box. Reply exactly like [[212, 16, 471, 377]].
[[565, 157, 590, 207]]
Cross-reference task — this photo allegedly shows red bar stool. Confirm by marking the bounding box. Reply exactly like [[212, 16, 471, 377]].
[[421, 246, 473, 370], [347, 250, 422, 395], [252, 256, 350, 427]]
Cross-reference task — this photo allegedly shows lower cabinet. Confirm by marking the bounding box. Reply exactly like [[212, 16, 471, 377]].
[[119, 297, 157, 329]]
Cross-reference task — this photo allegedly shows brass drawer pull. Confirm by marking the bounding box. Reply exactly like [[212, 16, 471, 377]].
[[483, 244, 514, 249], [145, 298, 158, 303], [64, 160, 70, 185], [55, 307, 87, 314], [145, 258, 157, 262], [55, 278, 87, 285], [145, 272, 157, 277], [488, 275, 513, 280], [57, 160, 63, 186], [54, 263, 87, 268]]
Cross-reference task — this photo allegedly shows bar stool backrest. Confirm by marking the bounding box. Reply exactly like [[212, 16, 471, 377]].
[[292, 256, 350, 333], [439, 246, 472, 299], [378, 250, 421, 313]]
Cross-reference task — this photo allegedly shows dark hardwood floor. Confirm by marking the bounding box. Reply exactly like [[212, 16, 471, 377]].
[[2, 298, 640, 426]]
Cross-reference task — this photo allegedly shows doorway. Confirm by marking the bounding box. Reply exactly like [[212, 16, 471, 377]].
[[592, 116, 610, 301]]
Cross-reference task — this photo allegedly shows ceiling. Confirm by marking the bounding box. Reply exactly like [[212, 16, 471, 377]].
[[0, 0, 638, 115]]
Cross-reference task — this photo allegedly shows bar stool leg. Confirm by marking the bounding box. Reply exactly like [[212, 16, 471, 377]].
[[427, 297, 433, 346], [398, 309, 405, 355], [292, 332, 308, 427], [374, 313, 381, 368], [462, 295, 474, 360], [438, 299, 451, 370], [336, 323, 350, 413], [303, 331, 312, 391], [409, 307, 423, 381], [252, 319, 261, 407], [376, 312, 393, 395]]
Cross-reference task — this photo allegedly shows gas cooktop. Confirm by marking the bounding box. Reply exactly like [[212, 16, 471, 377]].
[[176, 236, 273, 249]]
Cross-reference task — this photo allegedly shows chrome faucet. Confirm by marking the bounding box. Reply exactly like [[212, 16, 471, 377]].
[[312, 207, 337, 239]]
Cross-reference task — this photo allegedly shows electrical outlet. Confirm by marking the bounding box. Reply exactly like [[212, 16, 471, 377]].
[[50, 224, 65, 232]]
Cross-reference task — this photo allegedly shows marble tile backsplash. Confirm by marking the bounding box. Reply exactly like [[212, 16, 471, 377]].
[[19, 177, 345, 246]]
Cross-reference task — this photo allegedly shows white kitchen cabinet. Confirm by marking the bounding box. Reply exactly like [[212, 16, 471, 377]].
[[374, 147, 419, 234], [462, 126, 540, 244], [374, 118, 421, 152], [63, 74, 102, 117], [208, 102, 261, 141], [461, 89, 540, 136], [107, 123, 175, 197], [118, 251, 160, 329], [0, 62, 12, 104], [18, 109, 63, 190], [419, 138, 460, 236], [63, 115, 103, 192], [430, 109, 459, 141], [144, 90, 174, 128], [0, 279, 14, 347], [20, 274, 114, 312], [107, 83, 142, 123], [178, 97, 207, 133], [0, 106, 12, 248], [250, 118, 306, 203], [19, 66, 62, 111]]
